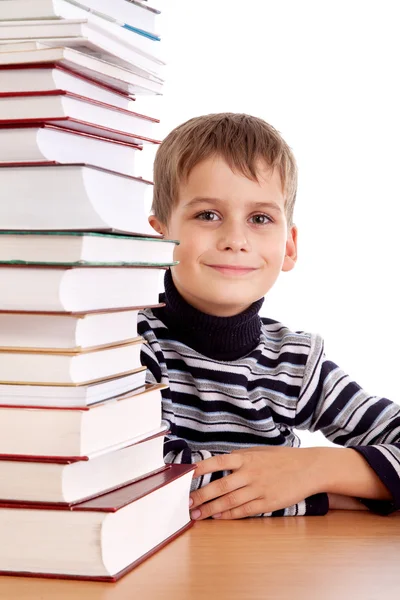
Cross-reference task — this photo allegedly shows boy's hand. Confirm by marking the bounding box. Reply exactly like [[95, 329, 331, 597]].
[[189, 446, 324, 520]]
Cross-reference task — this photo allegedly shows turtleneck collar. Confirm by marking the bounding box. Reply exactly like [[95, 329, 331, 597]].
[[154, 269, 264, 361]]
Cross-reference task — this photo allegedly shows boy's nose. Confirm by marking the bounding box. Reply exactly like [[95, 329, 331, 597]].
[[216, 222, 251, 252]]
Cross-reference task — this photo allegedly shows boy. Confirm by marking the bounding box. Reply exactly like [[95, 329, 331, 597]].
[[138, 113, 400, 519]]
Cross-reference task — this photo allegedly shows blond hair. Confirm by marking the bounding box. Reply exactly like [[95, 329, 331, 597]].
[[152, 112, 298, 226]]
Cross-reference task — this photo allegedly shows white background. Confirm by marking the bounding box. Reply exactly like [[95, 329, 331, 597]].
[[137, 0, 400, 444]]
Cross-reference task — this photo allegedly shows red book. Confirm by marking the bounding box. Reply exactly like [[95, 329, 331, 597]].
[[0, 52, 163, 95], [0, 425, 169, 506], [0, 123, 142, 177], [0, 464, 195, 581], [0, 90, 160, 145], [0, 63, 137, 106]]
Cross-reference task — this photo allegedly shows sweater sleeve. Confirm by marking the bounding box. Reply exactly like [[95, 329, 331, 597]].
[[295, 334, 400, 515]]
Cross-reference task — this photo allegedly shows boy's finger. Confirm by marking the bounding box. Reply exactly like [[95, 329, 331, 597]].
[[190, 472, 244, 509], [217, 500, 266, 520], [190, 486, 256, 521], [193, 453, 242, 477]]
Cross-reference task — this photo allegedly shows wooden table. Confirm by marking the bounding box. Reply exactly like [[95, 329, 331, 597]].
[[1, 511, 399, 600]]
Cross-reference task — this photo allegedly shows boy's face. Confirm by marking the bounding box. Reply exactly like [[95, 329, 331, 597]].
[[150, 156, 297, 317]]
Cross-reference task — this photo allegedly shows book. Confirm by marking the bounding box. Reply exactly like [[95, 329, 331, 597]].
[[0, 125, 141, 176], [0, 383, 165, 457], [0, 231, 177, 266], [0, 0, 161, 39], [0, 47, 163, 94], [0, 337, 143, 385], [0, 424, 168, 505], [0, 369, 147, 408], [0, 18, 164, 77], [0, 264, 164, 311], [0, 307, 160, 352], [0, 3, 163, 59], [0, 464, 194, 581], [0, 163, 156, 235], [0, 91, 160, 144], [0, 64, 138, 109]]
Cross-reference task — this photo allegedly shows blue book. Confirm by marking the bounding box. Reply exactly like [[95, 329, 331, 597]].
[[123, 23, 161, 41]]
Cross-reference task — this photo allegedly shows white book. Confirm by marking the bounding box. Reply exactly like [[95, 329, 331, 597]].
[[0, 382, 164, 457], [0, 1, 161, 56], [0, 92, 159, 144], [0, 126, 141, 176], [0, 231, 177, 266], [0, 17, 164, 77], [0, 338, 143, 385], [0, 264, 164, 312], [0, 39, 164, 84], [0, 370, 147, 407], [0, 0, 160, 38], [0, 44, 163, 94], [0, 464, 194, 581], [0, 65, 138, 109], [0, 164, 155, 235], [0, 424, 167, 504], [0, 308, 145, 351]]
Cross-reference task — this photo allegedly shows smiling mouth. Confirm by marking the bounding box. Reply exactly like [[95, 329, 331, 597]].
[[205, 264, 258, 275]]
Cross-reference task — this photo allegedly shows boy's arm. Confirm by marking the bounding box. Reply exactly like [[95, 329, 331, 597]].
[[295, 334, 400, 515], [141, 339, 330, 515], [190, 334, 399, 521]]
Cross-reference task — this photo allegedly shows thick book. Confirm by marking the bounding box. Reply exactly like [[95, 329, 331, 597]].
[[0, 369, 147, 408], [0, 64, 138, 108], [0, 0, 161, 39], [0, 264, 165, 311], [0, 163, 156, 235], [0, 337, 143, 385], [0, 47, 163, 95], [0, 125, 142, 176], [0, 90, 160, 145], [0, 231, 177, 266], [0, 424, 168, 505], [0, 305, 163, 351], [0, 18, 164, 78], [0, 383, 165, 458], [0, 463, 195, 581]]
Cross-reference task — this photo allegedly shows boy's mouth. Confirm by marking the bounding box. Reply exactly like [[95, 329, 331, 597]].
[[205, 264, 258, 276]]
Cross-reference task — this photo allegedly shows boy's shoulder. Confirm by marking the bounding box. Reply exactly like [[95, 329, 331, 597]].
[[260, 316, 318, 345], [259, 318, 325, 384]]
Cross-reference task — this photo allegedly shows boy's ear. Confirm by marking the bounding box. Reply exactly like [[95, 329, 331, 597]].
[[282, 225, 298, 272], [148, 215, 165, 236]]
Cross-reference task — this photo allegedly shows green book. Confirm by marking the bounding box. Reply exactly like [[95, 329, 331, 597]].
[[0, 231, 179, 266]]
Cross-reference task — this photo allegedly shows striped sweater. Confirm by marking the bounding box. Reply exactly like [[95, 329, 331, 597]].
[[138, 271, 400, 517]]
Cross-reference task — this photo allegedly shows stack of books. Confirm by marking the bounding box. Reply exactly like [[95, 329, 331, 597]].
[[0, 0, 195, 583]]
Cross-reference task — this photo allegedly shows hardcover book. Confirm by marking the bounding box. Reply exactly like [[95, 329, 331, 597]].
[[0, 464, 195, 581], [0, 383, 166, 457]]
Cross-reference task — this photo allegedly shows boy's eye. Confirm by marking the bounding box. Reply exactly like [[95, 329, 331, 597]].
[[196, 211, 220, 221], [249, 214, 271, 225]]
